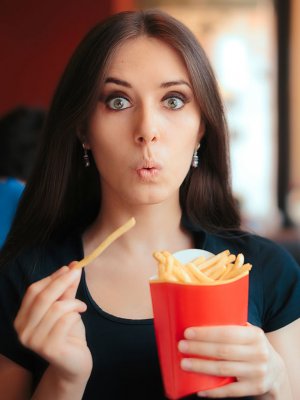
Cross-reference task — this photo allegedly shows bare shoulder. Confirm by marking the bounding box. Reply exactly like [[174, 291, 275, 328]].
[[0, 354, 32, 400]]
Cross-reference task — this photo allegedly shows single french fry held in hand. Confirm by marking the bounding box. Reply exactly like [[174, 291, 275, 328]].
[[74, 217, 136, 269], [152, 249, 252, 285]]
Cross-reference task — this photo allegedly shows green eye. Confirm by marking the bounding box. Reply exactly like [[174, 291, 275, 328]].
[[107, 97, 131, 110], [164, 97, 185, 110]]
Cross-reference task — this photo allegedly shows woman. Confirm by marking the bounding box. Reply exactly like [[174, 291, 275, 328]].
[[0, 10, 299, 400]]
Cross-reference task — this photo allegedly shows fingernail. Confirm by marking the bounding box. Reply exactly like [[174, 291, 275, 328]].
[[68, 261, 79, 269], [181, 358, 192, 371], [178, 340, 189, 352], [185, 328, 195, 339], [69, 268, 81, 279]]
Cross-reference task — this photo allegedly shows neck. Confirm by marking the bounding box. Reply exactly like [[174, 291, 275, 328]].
[[83, 195, 193, 256]]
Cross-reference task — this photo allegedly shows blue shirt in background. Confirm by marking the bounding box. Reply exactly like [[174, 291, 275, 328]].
[[0, 177, 24, 248]]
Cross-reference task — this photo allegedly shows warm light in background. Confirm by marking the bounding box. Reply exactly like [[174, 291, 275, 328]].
[[139, 0, 278, 234]]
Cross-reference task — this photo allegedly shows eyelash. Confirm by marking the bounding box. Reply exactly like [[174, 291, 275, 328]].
[[101, 91, 190, 111], [162, 92, 189, 110], [103, 93, 131, 111]]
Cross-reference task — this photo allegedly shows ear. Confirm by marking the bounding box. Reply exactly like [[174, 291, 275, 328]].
[[197, 118, 206, 142], [194, 119, 205, 149], [76, 127, 91, 149]]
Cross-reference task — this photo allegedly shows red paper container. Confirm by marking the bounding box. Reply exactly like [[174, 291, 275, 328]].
[[150, 249, 249, 399]]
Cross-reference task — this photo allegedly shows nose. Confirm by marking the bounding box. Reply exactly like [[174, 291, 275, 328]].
[[133, 106, 160, 145]]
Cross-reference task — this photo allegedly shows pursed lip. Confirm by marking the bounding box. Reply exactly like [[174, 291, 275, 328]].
[[135, 159, 163, 171], [134, 159, 163, 179]]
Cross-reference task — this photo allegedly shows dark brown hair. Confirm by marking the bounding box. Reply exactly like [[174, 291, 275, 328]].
[[0, 9, 240, 264], [0, 107, 45, 180]]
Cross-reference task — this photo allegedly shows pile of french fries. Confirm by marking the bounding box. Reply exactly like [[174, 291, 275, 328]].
[[152, 250, 252, 285]]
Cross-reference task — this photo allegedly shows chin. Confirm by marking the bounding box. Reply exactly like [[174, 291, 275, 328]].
[[125, 189, 176, 207]]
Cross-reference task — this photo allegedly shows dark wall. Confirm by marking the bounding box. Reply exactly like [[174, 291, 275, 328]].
[[0, 0, 127, 114]]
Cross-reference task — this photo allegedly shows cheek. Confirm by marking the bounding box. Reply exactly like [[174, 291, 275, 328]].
[[88, 136, 131, 186]]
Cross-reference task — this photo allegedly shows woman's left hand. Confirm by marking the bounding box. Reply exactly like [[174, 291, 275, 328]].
[[178, 324, 290, 398]]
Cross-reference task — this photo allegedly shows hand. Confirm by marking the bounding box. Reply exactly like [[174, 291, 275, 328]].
[[14, 266, 93, 383], [178, 324, 288, 398]]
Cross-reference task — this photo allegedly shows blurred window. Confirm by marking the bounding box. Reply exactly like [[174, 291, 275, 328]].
[[139, 0, 278, 233]]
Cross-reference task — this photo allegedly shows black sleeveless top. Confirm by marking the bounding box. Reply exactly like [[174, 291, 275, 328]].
[[1, 225, 300, 399]]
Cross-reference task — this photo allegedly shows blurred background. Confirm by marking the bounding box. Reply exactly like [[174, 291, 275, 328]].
[[1, 0, 300, 255]]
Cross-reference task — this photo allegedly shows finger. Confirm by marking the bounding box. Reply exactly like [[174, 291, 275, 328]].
[[15, 266, 70, 330], [178, 340, 258, 362], [184, 325, 263, 345], [36, 312, 84, 365], [60, 267, 82, 301], [20, 299, 86, 350], [197, 381, 256, 398], [68, 261, 79, 269], [47, 312, 86, 358], [181, 357, 258, 379], [19, 266, 69, 311], [60, 279, 81, 301], [15, 269, 82, 335]]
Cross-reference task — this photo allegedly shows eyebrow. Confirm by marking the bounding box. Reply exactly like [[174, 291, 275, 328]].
[[104, 77, 192, 89], [160, 80, 191, 89], [104, 77, 132, 88]]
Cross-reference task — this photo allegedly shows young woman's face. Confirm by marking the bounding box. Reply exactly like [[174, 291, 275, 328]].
[[87, 36, 203, 207]]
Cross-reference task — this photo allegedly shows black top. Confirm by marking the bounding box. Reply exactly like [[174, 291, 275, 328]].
[[0, 225, 300, 400]]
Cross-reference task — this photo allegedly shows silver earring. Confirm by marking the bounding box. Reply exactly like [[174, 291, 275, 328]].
[[192, 144, 200, 168], [82, 143, 90, 168]]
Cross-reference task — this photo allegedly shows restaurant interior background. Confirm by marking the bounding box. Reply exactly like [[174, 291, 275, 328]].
[[1, 0, 300, 260]]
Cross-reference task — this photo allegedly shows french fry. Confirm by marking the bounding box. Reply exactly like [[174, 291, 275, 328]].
[[209, 265, 226, 280], [164, 273, 179, 283], [152, 248, 251, 285], [220, 254, 247, 280], [185, 262, 214, 283], [217, 262, 234, 280], [158, 263, 166, 280], [74, 217, 136, 269], [197, 250, 230, 271], [166, 254, 175, 274], [191, 255, 206, 266], [153, 251, 166, 264], [173, 265, 193, 283], [181, 264, 200, 283], [224, 263, 252, 279], [204, 254, 235, 277], [234, 253, 245, 268]]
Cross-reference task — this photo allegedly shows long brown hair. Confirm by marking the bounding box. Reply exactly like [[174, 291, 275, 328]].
[[0, 9, 240, 264]]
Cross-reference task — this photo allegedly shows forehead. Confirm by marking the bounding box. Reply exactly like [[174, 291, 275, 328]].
[[105, 36, 191, 83]]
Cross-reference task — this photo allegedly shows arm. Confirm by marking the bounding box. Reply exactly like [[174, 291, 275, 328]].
[[264, 318, 300, 399], [0, 353, 90, 400], [0, 354, 32, 400], [31, 365, 91, 400]]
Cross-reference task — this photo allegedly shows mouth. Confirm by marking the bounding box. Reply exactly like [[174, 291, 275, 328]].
[[135, 160, 162, 180]]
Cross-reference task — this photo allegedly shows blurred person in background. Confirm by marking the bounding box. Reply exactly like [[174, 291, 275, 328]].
[[0, 107, 45, 247]]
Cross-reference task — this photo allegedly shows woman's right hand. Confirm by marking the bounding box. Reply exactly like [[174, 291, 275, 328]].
[[14, 266, 93, 384]]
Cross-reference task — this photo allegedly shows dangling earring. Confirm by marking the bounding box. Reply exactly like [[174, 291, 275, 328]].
[[82, 143, 90, 167], [192, 144, 200, 168]]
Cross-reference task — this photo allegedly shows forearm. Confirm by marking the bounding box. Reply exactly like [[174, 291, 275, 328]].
[[31, 366, 90, 400]]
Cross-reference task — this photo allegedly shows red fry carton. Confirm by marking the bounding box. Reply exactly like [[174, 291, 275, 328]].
[[150, 249, 249, 399]]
